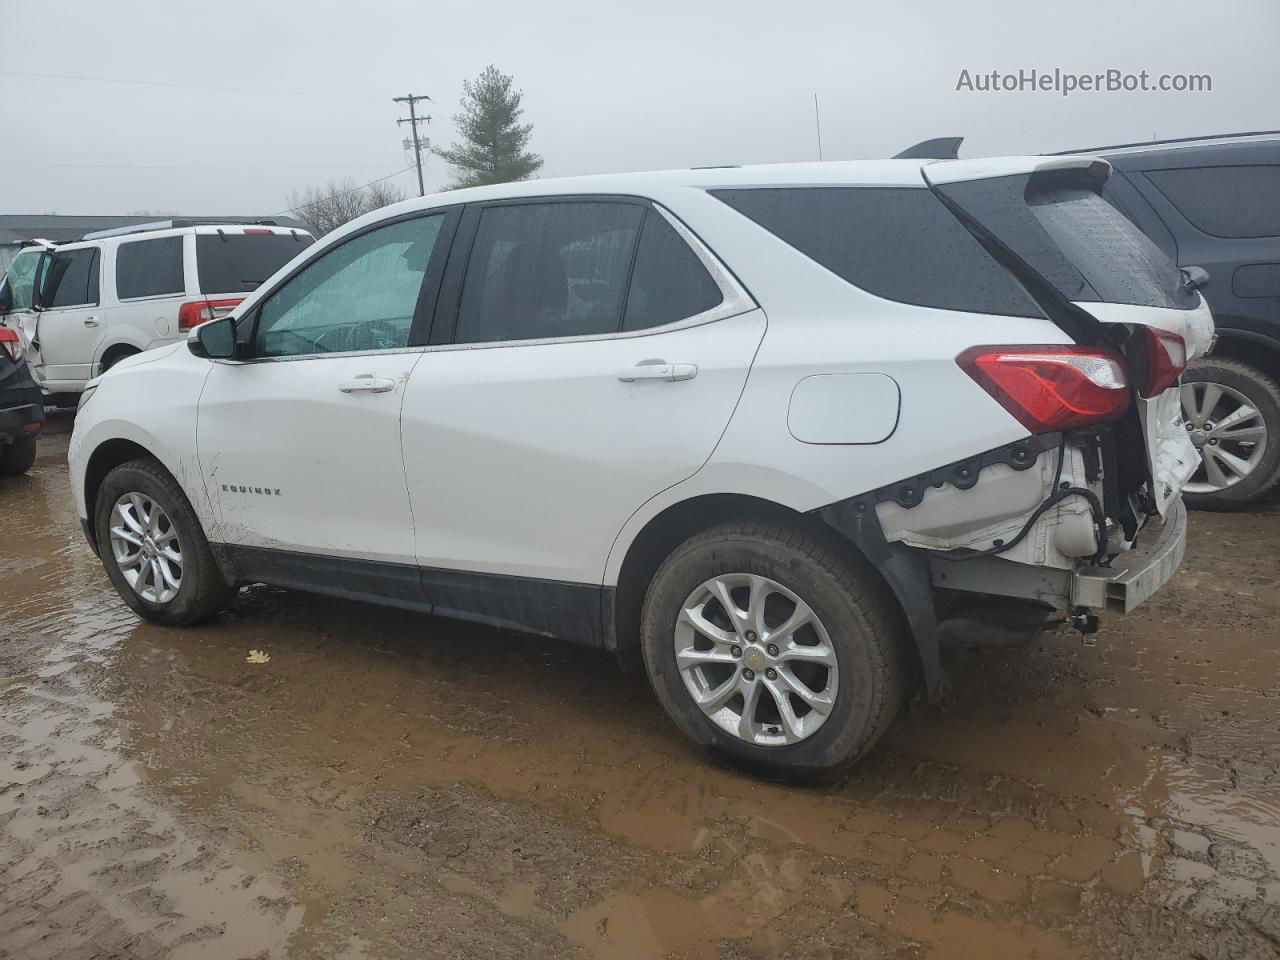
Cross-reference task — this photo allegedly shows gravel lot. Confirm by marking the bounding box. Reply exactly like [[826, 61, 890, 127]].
[[2, 422, 1278, 959]]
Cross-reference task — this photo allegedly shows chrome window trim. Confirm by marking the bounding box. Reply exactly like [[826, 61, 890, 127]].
[[230, 199, 758, 363]]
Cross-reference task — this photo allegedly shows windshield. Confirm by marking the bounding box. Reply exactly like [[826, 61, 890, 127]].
[[2, 250, 45, 310], [196, 233, 313, 294]]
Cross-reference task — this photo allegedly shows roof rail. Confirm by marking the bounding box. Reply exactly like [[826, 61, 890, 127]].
[[80, 218, 281, 241], [892, 137, 964, 160], [1050, 130, 1280, 155]]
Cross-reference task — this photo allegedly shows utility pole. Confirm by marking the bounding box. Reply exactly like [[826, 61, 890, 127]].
[[393, 93, 432, 197]]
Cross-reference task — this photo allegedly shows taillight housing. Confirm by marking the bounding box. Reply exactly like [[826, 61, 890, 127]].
[[1137, 327, 1187, 397], [178, 298, 244, 332], [0, 326, 22, 362], [957, 344, 1131, 433]]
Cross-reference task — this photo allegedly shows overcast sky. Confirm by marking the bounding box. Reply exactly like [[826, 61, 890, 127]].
[[3, 0, 1277, 216]]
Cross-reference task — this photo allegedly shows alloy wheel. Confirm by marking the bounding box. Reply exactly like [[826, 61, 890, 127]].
[[674, 573, 838, 747], [108, 493, 183, 604], [1181, 381, 1269, 493]]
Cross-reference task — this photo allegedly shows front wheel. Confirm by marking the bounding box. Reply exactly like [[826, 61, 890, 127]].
[[94, 458, 234, 626], [1180, 358, 1280, 510], [640, 520, 909, 783]]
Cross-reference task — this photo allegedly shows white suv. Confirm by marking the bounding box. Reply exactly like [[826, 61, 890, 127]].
[[69, 158, 1212, 780], [0, 221, 313, 397]]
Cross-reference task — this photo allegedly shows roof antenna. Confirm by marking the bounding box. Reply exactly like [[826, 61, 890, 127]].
[[814, 94, 824, 161]]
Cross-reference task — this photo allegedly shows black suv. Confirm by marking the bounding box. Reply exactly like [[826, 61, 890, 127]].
[[1057, 132, 1280, 509], [0, 324, 43, 475]]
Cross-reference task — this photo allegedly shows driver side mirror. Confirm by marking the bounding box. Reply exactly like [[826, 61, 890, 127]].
[[188, 316, 238, 360], [0, 283, 11, 316]]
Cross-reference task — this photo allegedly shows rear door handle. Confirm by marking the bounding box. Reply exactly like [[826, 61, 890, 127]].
[[83, 316, 99, 327], [617, 362, 697, 383], [338, 375, 396, 394]]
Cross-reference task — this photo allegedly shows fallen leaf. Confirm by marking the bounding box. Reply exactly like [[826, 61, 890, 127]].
[[246, 650, 270, 664]]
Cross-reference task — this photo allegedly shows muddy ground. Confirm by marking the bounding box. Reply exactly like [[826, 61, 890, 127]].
[[1, 422, 1278, 960]]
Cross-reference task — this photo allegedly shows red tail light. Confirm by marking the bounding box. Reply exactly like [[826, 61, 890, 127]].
[[1138, 327, 1187, 397], [0, 326, 22, 362], [957, 344, 1131, 433], [178, 298, 244, 332]]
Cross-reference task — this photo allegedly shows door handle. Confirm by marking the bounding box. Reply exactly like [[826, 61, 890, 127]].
[[337, 375, 396, 394], [83, 316, 100, 327], [617, 362, 697, 383]]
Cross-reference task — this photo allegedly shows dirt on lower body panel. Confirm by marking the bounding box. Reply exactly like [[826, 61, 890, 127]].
[[2, 430, 1279, 959]]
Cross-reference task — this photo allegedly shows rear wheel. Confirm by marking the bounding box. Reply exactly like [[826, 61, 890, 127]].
[[1180, 358, 1280, 510], [94, 458, 234, 626], [640, 520, 909, 783], [0, 436, 37, 476]]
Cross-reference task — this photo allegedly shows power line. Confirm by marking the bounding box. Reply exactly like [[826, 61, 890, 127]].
[[270, 166, 414, 217], [0, 69, 386, 100], [0, 161, 409, 171]]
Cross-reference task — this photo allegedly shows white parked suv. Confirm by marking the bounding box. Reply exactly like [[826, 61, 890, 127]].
[[0, 220, 313, 398], [69, 158, 1212, 780]]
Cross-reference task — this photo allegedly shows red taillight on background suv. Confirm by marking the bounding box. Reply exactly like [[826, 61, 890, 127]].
[[177, 298, 244, 332], [1137, 327, 1187, 397], [957, 344, 1131, 433], [0, 327, 22, 363]]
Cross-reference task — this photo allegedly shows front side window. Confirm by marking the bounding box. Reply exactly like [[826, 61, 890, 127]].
[[2, 250, 43, 310], [1145, 165, 1280, 239], [454, 202, 644, 344], [253, 215, 444, 358], [116, 236, 184, 299], [41, 248, 100, 308]]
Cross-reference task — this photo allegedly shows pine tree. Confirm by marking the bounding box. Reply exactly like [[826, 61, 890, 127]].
[[435, 66, 543, 189]]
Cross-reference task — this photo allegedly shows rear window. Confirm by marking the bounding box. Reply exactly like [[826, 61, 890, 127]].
[[1145, 165, 1280, 239], [116, 235, 184, 299], [937, 172, 1195, 311], [712, 186, 1042, 318], [195, 233, 313, 294]]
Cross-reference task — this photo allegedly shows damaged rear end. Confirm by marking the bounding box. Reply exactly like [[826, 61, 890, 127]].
[[877, 156, 1212, 645]]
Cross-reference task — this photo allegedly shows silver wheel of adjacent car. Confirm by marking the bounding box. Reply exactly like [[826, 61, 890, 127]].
[[674, 573, 839, 747], [108, 492, 183, 604], [1180, 380, 1269, 494]]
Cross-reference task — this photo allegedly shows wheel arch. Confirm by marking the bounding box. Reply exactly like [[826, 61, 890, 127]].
[[1208, 325, 1280, 383], [607, 492, 935, 693], [82, 438, 159, 552], [92, 330, 150, 376], [97, 342, 142, 374]]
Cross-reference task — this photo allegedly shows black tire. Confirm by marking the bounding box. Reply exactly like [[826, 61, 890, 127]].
[[0, 436, 37, 476], [100, 348, 138, 374], [93, 458, 234, 626], [640, 520, 909, 783], [1181, 358, 1280, 511]]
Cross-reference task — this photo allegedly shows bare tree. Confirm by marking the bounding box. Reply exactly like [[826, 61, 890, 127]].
[[287, 178, 406, 236]]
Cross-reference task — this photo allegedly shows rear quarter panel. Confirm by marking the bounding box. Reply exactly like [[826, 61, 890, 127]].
[[603, 186, 1071, 585]]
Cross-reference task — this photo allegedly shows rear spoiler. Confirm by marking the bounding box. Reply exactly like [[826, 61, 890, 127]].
[[893, 137, 964, 160]]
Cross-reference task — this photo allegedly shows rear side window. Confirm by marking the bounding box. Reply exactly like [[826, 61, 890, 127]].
[[712, 187, 1041, 317], [455, 202, 644, 343], [622, 212, 723, 331], [41, 248, 99, 308], [196, 233, 313, 294], [116, 236, 184, 299], [1145, 165, 1280, 239]]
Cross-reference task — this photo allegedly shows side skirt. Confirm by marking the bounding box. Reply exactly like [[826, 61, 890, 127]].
[[219, 545, 606, 648]]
